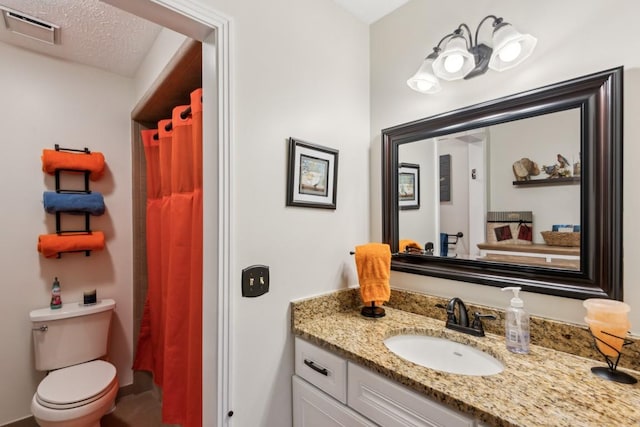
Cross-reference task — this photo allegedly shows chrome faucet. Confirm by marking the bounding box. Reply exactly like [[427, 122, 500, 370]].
[[443, 297, 496, 337]]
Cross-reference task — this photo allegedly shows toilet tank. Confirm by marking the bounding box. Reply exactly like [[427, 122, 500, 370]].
[[30, 299, 116, 371]]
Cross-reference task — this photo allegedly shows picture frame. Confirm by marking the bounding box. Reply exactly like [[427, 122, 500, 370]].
[[398, 163, 420, 210], [286, 137, 338, 209], [440, 154, 451, 202]]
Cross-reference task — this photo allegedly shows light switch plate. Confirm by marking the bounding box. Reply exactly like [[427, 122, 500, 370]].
[[242, 265, 269, 297]]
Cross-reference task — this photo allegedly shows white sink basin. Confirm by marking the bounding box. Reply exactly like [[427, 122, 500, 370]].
[[384, 334, 504, 376]]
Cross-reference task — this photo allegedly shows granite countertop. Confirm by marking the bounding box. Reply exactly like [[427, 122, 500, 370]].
[[291, 290, 640, 427]]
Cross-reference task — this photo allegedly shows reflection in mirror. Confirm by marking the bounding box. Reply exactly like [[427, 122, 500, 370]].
[[382, 67, 622, 300], [398, 109, 580, 270]]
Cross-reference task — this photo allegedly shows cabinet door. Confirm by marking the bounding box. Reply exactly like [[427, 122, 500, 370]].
[[293, 376, 377, 427], [347, 363, 475, 427]]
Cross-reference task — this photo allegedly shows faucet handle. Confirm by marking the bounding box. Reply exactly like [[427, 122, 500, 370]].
[[471, 312, 497, 333], [474, 312, 497, 319]]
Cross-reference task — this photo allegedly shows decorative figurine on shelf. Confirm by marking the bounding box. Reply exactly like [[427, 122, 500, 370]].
[[50, 277, 62, 309], [542, 153, 572, 179], [573, 152, 581, 176], [512, 158, 540, 181], [541, 164, 559, 178], [557, 154, 570, 168]]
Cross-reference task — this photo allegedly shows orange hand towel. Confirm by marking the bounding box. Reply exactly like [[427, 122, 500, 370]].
[[355, 243, 391, 306], [37, 232, 105, 258], [41, 149, 106, 181], [399, 239, 422, 252]]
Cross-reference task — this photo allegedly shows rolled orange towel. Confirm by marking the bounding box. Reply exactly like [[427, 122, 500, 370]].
[[355, 243, 391, 306], [37, 232, 105, 258], [399, 239, 422, 252], [41, 149, 106, 181]]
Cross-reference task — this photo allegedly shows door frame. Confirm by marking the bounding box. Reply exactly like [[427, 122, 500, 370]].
[[103, 1, 233, 425]]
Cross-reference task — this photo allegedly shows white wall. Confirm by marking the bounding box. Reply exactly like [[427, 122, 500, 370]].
[[0, 42, 135, 425], [438, 140, 470, 255], [489, 110, 580, 242], [371, 0, 640, 330], [399, 140, 437, 247], [199, 1, 370, 426], [133, 28, 188, 103], [0, 2, 369, 425]]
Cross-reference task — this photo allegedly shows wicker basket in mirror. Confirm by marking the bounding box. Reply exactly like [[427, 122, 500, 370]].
[[541, 231, 580, 247]]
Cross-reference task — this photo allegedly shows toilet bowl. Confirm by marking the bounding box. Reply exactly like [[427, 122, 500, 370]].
[[31, 360, 118, 427], [30, 299, 118, 427]]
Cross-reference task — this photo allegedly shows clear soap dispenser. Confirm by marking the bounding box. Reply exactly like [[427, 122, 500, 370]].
[[501, 287, 530, 354]]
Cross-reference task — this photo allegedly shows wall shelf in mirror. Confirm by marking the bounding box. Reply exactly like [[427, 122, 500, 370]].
[[382, 67, 622, 300], [512, 176, 580, 186]]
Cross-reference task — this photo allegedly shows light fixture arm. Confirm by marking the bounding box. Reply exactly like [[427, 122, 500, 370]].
[[457, 23, 473, 48], [433, 32, 455, 53], [432, 23, 472, 53], [473, 15, 500, 47], [434, 17, 500, 53]]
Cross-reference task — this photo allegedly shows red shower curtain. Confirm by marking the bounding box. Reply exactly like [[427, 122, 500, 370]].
[[134, 88, 203, 427]]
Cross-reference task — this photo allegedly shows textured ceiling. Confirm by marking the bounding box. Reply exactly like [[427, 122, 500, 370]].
[[0, 0, 162, 77], [0, 0, 404, 78], [333, 0, 408, 24]]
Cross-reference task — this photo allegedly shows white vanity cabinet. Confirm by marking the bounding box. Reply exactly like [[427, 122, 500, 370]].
[[293, 337, 375, 426], [293, 337, 479, 427], [348, 363, 475, 427], [293, 376, 376, 426]]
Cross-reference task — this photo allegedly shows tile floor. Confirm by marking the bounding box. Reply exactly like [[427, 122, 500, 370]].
[[13, 390, 178, 427], [102, 391, 179, 427]]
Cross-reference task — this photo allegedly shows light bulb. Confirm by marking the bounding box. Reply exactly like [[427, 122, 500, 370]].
[[416, 80, 434, 92], [498, 41, 522, 63], [444, 54, 464, 73]]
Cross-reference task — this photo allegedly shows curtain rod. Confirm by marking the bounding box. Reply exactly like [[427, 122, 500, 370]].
[[152, 103, 195, 141]]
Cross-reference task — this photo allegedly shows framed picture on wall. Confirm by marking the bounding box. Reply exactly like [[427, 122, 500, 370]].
[[286, 137, 338, 209], [398, 163, 420, 210], [440, 154, 451, 202]]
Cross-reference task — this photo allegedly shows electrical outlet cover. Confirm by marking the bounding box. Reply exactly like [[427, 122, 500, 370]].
[[242, 265, 269, 297]]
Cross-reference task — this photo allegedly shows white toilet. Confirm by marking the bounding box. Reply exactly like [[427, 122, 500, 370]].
[[30, 299, 118, 427]]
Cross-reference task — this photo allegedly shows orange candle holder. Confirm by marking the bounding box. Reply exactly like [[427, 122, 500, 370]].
[[586, 321, 636, 384]]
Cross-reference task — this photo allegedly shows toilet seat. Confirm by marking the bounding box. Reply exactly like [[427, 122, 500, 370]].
[[36, 360, 116, 410]]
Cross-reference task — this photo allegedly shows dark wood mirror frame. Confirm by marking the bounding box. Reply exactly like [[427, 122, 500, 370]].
[[382, 67, 623, 300]]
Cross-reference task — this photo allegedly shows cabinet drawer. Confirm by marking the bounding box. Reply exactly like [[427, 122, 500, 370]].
[[293, 376, 377, 427], [348, 362, 474, 427], [295, 337, 347, 404]]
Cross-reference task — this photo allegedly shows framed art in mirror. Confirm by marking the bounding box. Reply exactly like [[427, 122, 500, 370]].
[[382, 67, 623, 300], [399, 163, 420, 210], [439, 154, 451, 202]]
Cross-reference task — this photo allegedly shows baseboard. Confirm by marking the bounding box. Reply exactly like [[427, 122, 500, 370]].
[[1, 416, 38, 427]]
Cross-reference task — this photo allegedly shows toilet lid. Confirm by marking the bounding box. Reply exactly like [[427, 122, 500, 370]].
[[37, 360, 116, 408]]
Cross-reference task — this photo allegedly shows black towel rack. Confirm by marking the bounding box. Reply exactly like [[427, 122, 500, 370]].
[[54, 143, 91, 154], [445, 232, 464, 247], [50, 145, 94, 257], [349, 248, 386, 319]]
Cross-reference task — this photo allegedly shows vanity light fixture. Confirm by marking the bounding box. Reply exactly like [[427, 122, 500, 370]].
[[407, 15, 537, 94]]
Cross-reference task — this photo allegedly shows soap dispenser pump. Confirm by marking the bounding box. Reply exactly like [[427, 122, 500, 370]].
[[501, 287, 529, 354], [50, 277, 62, 310]]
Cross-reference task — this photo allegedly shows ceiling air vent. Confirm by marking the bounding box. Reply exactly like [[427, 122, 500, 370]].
[[0, 6, 60, 45]]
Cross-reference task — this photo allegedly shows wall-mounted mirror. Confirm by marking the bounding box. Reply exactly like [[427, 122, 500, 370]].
[[382, 67, 622, 300]]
